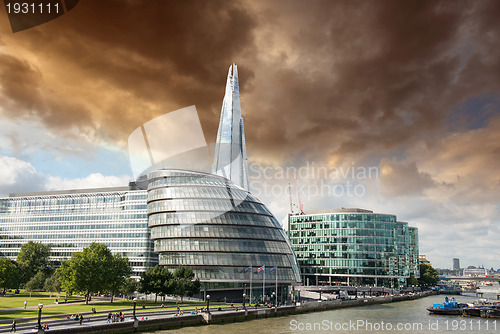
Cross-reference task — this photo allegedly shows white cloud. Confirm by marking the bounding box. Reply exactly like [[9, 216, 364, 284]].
[[46, 173, 131, 191], [0, 155, 45, 197]]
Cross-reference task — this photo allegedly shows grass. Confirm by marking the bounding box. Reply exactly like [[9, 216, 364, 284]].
[[0, 292, 227, 321]]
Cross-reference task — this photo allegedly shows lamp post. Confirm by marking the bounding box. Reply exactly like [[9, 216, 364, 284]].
[[206, 295, 210, 314], [319, 287, 322, 301], [133, 298, 137, 320], [243, 293, 246, 311], [37, 302, 43, 330]]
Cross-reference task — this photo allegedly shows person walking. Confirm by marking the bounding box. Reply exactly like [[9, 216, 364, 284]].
[[23, 300, 27, 309], [79, 314, 83, 325], [107, 312, 111, 323], [10, 319, 16, 332]]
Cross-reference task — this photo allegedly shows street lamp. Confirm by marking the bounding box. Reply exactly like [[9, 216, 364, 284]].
[[206, 295, 210, 314], [243, 293, 246, 311], [37, 302, 43, 330], [319, 287, 322, 301], [133, 298, 137, 320]]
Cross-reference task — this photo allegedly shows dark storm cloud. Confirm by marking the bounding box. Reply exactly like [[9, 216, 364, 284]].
[[0, 0, 257, 142], [1, 0, 500, 161], [243, 0, 489, 164]]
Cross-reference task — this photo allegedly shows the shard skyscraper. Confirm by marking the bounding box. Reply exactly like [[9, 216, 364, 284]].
[[212, 63, 249, 190]]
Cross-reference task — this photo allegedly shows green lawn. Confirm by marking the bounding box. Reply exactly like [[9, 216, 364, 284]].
[[0, 292, 81, 310], [0, 292, 221, 321]]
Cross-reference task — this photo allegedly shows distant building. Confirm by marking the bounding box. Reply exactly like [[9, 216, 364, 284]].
[[463, 268, 491, 277], [288, 208, 419, 287], [419, 255, 431, 266], [453, 258, 460, 271]]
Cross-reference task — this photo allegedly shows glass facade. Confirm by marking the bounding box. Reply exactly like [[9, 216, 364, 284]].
[[148, 169, 301, 291], [0, 185, 157, 278], [212, 64, 249, 191], [288, 209, 419, 287]]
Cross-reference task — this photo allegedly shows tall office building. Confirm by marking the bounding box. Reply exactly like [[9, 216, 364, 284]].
[[288, 208, 419, 287], [0, 184, 157, 278], [453, 258, 460, 271], [212, 64, 249, 191]]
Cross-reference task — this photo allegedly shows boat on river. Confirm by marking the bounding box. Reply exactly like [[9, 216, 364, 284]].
[[426, 298, 468, 315]]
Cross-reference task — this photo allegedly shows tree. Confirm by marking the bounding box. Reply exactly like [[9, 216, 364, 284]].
[[44, 272, 62, 298], [106, 254, 132, 303], [57, 243, 131, 304], [16, 241, 51, 284], [407, 275, 419, 286], [171, 266, 200, 303], [121, 278, 138, 299], [139, 265, 172, 303], [25, 271, 46, 298], [0, 258, 19, 293], [419, 264, 439, 286]]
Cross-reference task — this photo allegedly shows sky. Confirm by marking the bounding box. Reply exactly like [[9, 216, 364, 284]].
[[1, 0, 499, 270]]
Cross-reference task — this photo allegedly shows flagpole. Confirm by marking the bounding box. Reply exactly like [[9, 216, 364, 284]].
[[250, 266, 252, 305], [275, 267, 278, 308], [263, 267, 265, 303]]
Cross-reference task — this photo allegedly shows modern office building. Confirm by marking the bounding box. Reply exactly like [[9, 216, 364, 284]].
[[288, 208, 419, 287], [0, 184, 157, 278]]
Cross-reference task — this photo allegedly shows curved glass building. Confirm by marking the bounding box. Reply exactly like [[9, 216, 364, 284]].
[[148, 169, 301, 299]]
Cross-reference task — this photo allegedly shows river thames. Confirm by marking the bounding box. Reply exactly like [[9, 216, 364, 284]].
[[145, 289, 499, 334]]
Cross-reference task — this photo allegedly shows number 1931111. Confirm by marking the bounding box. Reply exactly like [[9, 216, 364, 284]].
[[6, 2, 60, 14]]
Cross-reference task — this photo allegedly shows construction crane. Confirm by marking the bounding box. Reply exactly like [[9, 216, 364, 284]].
[[288, 182, 294, 214], [296, 179, 304, 214]]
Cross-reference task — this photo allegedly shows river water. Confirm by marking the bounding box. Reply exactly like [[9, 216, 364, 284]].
[[146, 288, 500, 334]]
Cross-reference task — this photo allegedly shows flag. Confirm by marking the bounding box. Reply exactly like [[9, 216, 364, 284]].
[[244, 266, 252, 273], [257, 266, 265, 272], [270, 266, 277, 272]]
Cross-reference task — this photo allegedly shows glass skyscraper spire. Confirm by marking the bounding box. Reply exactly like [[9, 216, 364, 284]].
[[212, 64, 249, 191]]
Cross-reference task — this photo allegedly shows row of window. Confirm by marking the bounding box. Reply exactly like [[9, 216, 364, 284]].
[[148, 186, 257, 203], [0, 223, 148, 232], [294, 244, 396, 252], [0, 232, 150, 240], [0, 214, 147, 223], [151, 224, 284, 241], [290, 214, 397, 224], [154, 238, 291, 254], [290, 229, 396, 238], [148, 199, 271, 216], [148, 175, 232, 190], [162, 265, 296, 281], [148, 211, 279, 228], [291, 237, 395, 245], [298, 259, 397, 268], [300, 266, 400, 276], [159, 252, 293, 267], [290, 221, 399, 230]]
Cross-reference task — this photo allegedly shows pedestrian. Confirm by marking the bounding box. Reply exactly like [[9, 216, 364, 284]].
[[107, 312, 111, 323], [10, 319, 16, 332], [24, 300, 27, 309], [80, 314, 83, 325]]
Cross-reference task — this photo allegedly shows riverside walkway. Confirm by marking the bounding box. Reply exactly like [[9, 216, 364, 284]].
[[0, 291, 435, 334]]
